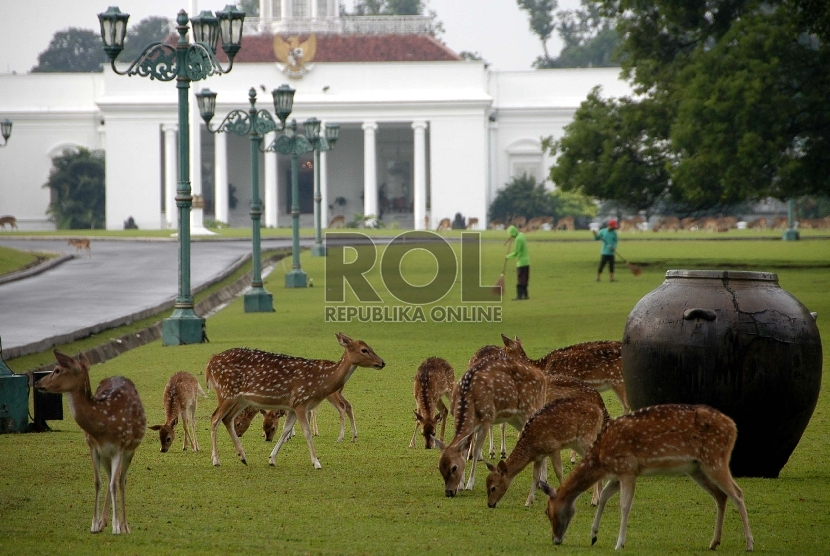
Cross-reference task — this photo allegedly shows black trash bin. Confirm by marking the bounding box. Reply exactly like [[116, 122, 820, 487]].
[[32, 370, 63, 431]]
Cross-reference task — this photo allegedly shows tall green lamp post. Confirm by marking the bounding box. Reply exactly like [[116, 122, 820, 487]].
[[0, 119, 11, 148], [97, 6, 245, 345], [265, 114, 314, 287], [307, 119, 340, 256], [782, 198, 800, 241], [195, 86, 295, 311]]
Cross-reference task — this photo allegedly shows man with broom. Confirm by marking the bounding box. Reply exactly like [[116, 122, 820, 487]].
[[505, 224, 530, 300], [594, 219, 619, 282]]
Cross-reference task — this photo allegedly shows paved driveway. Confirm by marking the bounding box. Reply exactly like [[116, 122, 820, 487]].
[[0, 237, 294, 354]]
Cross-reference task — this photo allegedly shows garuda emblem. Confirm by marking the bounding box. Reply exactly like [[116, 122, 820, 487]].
[[273, 34, 317, 79]]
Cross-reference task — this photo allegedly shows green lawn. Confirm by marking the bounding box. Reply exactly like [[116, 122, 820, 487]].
[[0, 236, 828, 555]]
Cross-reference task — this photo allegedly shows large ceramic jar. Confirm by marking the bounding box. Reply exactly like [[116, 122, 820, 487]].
[[622, 270, 822, 478]]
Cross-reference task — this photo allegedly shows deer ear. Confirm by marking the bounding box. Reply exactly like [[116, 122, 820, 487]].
[[501, 334, 511, 346], [497, 460, 508, 474], [54, 350, 73, 367], [434, 412, 443, 423], [432, 436, 446, 450], [538, 480, 556, 498], [459, 432, 474, 452], [514, 335, 521, 344], [78, 351, 91, 370], [336, 332, 353, 347], [171, 417, 178, 427], [484, 461, 497, 472], [414, 411, 424, 423], [149, 424, 163, 431]]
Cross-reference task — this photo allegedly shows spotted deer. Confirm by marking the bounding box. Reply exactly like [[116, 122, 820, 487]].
[[501, 335, 629, 414], [206, 333, 385, 469], [539, 404, 754, 551], [36, 350, 146, 534], [436, 217, 451, 231], [467, 344, 513, 459], [328, 214, 346, 228], [234, 407, 283, 441], [149, 371, 206, 452], [68, 237, 91, 257], [410, 356, 455, 449], [434, 356, 545, 496], [485, 395, 608, 508]]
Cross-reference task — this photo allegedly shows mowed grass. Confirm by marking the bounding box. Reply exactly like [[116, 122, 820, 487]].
[[1, 236, 829, 555]]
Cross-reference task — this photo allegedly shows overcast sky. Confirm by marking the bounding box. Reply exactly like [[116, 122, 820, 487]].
[[0, 0, 581, 74]]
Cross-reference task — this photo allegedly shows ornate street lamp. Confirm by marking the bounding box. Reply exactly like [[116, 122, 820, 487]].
[[0, 119, 12, 147], [782, 198, 799, 241], [98, 6, 245, 345], [196, 86, 287, 312], [305, 119, 340, 256]]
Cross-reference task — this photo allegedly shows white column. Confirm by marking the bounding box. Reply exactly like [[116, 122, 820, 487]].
[[214, 131, 229, 224], [320, 147, 329, 228], [362, 121, 378, 222], [163, 124, 178, 229], [284, 0, 292, 18], [311, 0, 318, 19], [264, 131, 279, 227], [412, 120, 427, 230]]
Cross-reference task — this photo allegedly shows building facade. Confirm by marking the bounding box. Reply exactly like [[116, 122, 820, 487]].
[[0, 8, 632, 232]]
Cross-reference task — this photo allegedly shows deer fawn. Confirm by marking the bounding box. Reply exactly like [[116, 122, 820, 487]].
[[36, 350, 146, 534], [410, 357, 455, 449], [539, 404, 754, 551], [501, 335, 629, 413], [434, 356, 545, 496], [206, 333, 385, 469], [149, 371, 206, 452], [485, 395, 607, 508]]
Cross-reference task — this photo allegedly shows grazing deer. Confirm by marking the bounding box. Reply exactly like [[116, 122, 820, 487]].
[[36, 350, 145, 534], [485, 395, 608, 508], [328, 214, 346, 228], [436, 217, 451, 231], [467, 344, 514, 459], [466, 217, 479, 229], [539, 404, 754, 551], [68, 238, 91, 257], [410, 357, 455, 449], [0, 215, 17, 229], [234, 407, 283, 442], [434, 356, 545, 495], [501, 335, 629, 414], [206, 333, 385, 469], [149, 371, 206, 452], [554, 216, 575, 231]]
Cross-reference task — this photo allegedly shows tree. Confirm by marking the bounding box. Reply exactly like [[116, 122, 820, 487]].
[[120, 17, 172, 62], [517, 0, 557, 62], [544, 88, 671, 216], [237, 0, 260, 17], [547, 1, 830, 212], [31, 28, 107, 72], [43, 148, 106, 229], [343, 0, 443, 37], [488, 174, 554, 223]]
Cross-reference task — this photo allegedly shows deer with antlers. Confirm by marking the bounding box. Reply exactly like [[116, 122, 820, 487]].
[[485, 394, 608, 508], [539, 404, 754, 551], [36, 350, 146, 534], [501, 335, 629, 414], [206, 333, 385, 469], [149, 371, 206, 452], [410, 356, 455, 449], [435, 355, 545, 496]]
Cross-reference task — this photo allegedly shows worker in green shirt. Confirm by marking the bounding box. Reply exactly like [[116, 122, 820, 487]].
[[506, 224, 530, 300], [593, 218, 618, 282]]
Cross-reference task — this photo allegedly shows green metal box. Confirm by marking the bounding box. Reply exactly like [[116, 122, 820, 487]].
[[0, 371, 30, 433]]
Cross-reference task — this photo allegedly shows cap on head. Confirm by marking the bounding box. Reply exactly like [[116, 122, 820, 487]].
[[508, 225, 518, 237], [608, 219, 618, 229]]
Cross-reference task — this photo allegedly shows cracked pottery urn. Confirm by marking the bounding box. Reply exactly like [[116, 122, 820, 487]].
[[621, 270, 822, 477]]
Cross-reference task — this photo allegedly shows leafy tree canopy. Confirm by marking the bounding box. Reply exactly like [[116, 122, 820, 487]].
[[120, 17, 172, 62], [43, 148, 106, 230], [237, 0, 260, 17], [488, 175, 554, 223], [31, 28, 106, 72], [547, 0, 830, 211]]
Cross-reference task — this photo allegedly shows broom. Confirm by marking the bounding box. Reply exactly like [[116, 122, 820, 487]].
[[491, 239, 514, 295], [614, 248, 643, 276]]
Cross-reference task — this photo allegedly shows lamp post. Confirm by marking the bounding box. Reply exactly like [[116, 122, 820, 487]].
[[196, 86, 290, 312], [97, 6, 244, 345], [0, 119, 11, 148], [782, 198, 800, 241], [306, 119, 340, 256]]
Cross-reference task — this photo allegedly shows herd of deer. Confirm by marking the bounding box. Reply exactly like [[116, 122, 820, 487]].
[[35, 332, 753, 551]]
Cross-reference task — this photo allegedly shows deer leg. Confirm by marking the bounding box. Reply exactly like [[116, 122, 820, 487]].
[[552, 449, 564, 485], [438, 405, 448, 443], [613, 383, 630, 413], [90, 447, 105, 533], [294, 406, 322, 469], [488, 425, 495, 459], [108, 453, 123, 534], [526, 458, 545, 507], [500, 423, 506, 459], [119, 450, 135, 534], [342, 397, 357, 442], [189, 402, 200, 451], [615, 475, 637, 550], [591, 478, 621, 546], [409, 421, 420, 449], [210, 398, 237, 466], [269, 411, 298, 465], [310, 409, 318, 437], [699, 466, 754, 551], [220, 401, 249, 465], [465, 428, 488, 490], [688, 468, 728, 550]]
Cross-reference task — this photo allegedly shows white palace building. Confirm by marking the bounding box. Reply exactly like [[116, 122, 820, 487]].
[[0, 1, 631, 232]]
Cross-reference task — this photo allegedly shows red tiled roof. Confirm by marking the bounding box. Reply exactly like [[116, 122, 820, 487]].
[[227, 33, 463, 63]]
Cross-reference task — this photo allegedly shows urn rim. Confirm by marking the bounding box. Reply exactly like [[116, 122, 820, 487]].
[[665, 269, 778, 282]]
